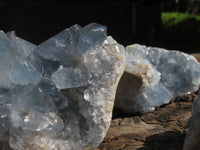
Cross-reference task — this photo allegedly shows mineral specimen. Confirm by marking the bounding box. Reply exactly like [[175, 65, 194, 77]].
[[0, 24, 125, 150], [115, 44, 200, 114], [183, 93, 200, 150], [0, 23, 200, 150]]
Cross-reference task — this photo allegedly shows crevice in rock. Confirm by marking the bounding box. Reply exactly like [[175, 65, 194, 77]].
[[113, 71, 143, 119]]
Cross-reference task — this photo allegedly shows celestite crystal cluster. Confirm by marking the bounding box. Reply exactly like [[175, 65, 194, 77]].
[[0, 24, 125, 150], [115, 44, 200, 114], [0, 23, 200, 150]]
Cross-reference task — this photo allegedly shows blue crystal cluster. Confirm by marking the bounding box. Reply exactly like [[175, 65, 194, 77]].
[[115, 44, 200, 114], [0, 24, 125, 150], [0, 23, 200, 150]]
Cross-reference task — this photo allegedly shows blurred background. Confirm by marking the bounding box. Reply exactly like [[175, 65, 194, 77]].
[[0, 0, 200, 53]]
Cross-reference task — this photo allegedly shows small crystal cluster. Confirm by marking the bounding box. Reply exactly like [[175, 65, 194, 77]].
[[0, 23, 200, 150], [115, 44, 200, 114], [184, 93, 200, 150], [0, 24, 125, 150]]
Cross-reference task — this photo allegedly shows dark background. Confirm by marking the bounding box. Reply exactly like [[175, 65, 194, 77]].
[[0, 0, 161, 45], [0, 0, 199, 53]]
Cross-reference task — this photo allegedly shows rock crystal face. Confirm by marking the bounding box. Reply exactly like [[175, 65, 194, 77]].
[[184, 93, 200, 150], [0, 24, 125, 150], [115, 44, 200, 114]]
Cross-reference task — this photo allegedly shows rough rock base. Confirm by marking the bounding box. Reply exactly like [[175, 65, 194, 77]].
[[98, 91, 198, 150]]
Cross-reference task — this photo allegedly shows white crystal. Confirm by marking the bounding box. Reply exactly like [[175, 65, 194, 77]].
[[52, 66, 87, 89]]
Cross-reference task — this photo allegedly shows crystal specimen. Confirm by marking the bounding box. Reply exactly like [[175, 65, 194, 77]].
[[115, 44, 200, 114], [0, 24, 125, 150], [183, 93, 200, 150], [1, 23, 200, 149]]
